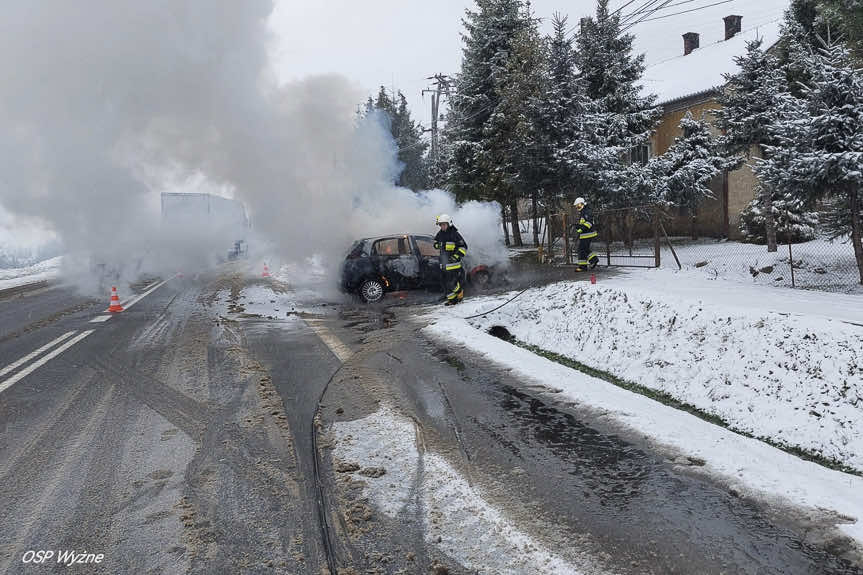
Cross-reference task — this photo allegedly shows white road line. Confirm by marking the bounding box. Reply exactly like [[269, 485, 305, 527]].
[[89, 315, 112, 323], [0, 330, 94, 394], [104, 276, 174, 313], [0, 331, 77, 378], [304, 319, 354, 362]]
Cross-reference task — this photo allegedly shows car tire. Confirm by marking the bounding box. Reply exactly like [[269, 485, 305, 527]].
[[360, 278, 385, 303], [472, 269, 491, 290]]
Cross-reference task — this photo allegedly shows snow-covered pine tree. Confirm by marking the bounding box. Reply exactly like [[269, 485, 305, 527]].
[[648, 113, 727, 238], [793, 41, 863, 283], [392, 92, 429, 191], [574, 0, 661, 209], [445, 0, 523, 209], [738, 194, 818, 243], [791, 0, 863, 58], [364, 87, 429, 191], [753, 22, 820, 245], [715, 39, 786, 252], [497, 2, 545, 246], [525, 14, 595, 217]]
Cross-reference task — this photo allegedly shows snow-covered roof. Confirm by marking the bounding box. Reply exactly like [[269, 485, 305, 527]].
[[641, 19, 784, 106]]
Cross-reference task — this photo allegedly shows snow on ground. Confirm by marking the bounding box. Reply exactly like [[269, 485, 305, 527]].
[[657, 237, 863, 294], [606, 267, 863, 325], [234, 283, 336, 321], [447, 281, 863, 471], [0, 256, 62, 291], [423, 282, 863, 545], [332, 404, 601, 575]]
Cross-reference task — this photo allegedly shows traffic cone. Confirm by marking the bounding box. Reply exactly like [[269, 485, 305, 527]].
[[262, 263, 271, 278], [590, 274, 596, 285], [108, 286, 124, 312]]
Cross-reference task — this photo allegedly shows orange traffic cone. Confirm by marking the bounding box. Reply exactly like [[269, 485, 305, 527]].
[[262, 263, 271, 278], [590, 274, 596, 285], [108, 286, 124, 312]]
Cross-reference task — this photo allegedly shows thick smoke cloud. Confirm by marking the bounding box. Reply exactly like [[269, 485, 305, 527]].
[[0, 1, 505, 294]]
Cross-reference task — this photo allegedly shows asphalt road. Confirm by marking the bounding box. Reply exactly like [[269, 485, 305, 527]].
[[0, 270, 861, 575]]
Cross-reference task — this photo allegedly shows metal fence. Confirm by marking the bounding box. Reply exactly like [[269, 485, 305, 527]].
[[536, 205, 862, 294]]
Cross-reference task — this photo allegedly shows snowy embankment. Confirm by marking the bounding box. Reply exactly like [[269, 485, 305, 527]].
[[0, 255, 62, 291], [423, 279, 863, 544]]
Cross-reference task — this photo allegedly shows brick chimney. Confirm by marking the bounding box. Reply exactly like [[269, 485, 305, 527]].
[[724, 15, 742, 40], [683, 32, 700, 55]]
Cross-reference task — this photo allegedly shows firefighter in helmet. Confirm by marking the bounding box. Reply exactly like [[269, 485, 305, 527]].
[[434, 214, 468, 305], [572, 197, 599, 272]]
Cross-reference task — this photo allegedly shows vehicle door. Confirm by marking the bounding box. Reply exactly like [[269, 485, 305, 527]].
[[370, 236, 420, 289], [412, 235, 443, 289]]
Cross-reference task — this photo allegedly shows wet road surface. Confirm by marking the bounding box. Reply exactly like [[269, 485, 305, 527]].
[[0, 268, 860, 574]]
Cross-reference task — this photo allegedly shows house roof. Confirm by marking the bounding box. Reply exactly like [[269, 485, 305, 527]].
[[641, 19, 784, 106]]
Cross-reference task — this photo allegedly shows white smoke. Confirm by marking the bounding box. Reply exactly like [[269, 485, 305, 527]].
[[0, 1, 505, 295]]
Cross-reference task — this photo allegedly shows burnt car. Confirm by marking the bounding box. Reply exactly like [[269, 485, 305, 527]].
[[340, 234, 494, 303]]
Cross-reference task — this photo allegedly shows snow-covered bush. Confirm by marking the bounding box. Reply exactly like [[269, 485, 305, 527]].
[[738, 194, 818, 244]]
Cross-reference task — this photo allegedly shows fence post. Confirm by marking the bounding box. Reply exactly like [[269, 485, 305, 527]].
[[564, 213, 572, 265], [605, 213, 611, 266], [653, 206, 661, 268], [545, 206, 553, 261], [785, 208, 796, 288], [788, 241, 796, 288]]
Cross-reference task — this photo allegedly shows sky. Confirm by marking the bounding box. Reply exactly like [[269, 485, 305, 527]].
[[268, 0, 791, 129]]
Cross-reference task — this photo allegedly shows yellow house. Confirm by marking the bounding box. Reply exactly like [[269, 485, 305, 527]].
[[643, 15, 783, 239]]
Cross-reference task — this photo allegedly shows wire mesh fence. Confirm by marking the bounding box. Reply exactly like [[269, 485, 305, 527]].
[[524, 204, 863, 294]]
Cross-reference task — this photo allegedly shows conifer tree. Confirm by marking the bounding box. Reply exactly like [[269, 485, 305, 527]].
[[530, 14, 596, 206], [715, 39, 786, 252], [649, 114, 727, 237], [445, 0, 527, 245], [789, 42, 863, 282], [365, 87, 429, 191], [445, 0, 523, 202], [574, 0, 661, 208], [751, 21, 820, 245], [497, 2, 545, 246]]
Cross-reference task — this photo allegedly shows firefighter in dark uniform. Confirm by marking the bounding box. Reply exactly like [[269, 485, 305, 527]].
[[434, 214, 467, 305], [572, 197, 599, 271]]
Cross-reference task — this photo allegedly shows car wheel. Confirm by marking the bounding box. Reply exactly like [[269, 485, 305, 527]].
[[472, 269, 491, 289], [360, 279, 385, 303]]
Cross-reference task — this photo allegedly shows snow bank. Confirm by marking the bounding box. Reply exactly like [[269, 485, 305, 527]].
[[0, 255, 62, 291], [423, 312, 863, 546], [452, 281, 863, 473]]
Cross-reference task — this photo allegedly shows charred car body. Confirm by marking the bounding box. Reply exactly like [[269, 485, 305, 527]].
[[340, 234, 496, 303]]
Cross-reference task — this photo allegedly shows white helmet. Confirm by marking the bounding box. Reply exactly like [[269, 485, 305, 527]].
[[436, 214, 453, 225], [573, 197, 586, 207]]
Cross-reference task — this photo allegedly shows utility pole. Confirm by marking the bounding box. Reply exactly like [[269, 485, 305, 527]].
[[422, 74, 452, 165]]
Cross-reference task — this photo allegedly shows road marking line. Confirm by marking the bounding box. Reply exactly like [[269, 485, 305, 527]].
[[0, 330, 94, 394], [104, 276, 175, 313], [89, 315, 112, 323], [304, 319, 353, 362], [0, 330, 77, 378]]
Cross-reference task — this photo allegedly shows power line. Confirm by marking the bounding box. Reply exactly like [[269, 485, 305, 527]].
[[611, 0, 641, 17], [621, 0, 668, 25], [629, 0, 723, 14], [639, 0, 735, 23], [622, 0, 676, 32]]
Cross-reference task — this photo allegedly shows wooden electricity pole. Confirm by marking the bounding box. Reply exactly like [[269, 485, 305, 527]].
[[422, 74, 452, 165]]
